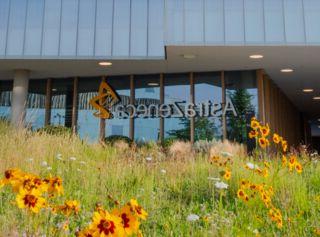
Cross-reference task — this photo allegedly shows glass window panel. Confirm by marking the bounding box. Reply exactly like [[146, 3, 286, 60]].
[[59, 0, 78, 56], [130, 0, 148, 57], [113, 0, 130, 56], [224, 0, 245, 43], [204, 0, 224, 43], [148, 0, 164, 57], [0, 80, 13, 121], [95, 0, 113, 56], [51, 79, 74, 127], [244, 0, 264, 43], [135, 75, 160, 141], [25, 0, 44, 56], [77, 0, 95, 56], [164, 73, 190, 140], [264, 0, 285, 43], [165, 0, 184, 43], [283, 0, 305, 43], [304, 0, 320, 43], [42, 0, 61, 56], [77, 77, 100, 141], [185, 0, 203, 43], [106, 76, 131, 137], [225, 71, 258, 143], [26, 79, 46, 129], [0, 0, 10, 55], [194, 72, 222, 141], [6, 0, 27, 56]]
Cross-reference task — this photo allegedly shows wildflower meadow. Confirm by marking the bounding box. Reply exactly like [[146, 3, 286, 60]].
[[0, 118, 319, 236]]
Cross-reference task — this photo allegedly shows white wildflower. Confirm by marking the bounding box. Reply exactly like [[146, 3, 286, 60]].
[[80, 161, 86, 165], [160, 169, 166, 174], [246, 162, 259, 170], [41, 161, 48, 167], [47, 167, 52, 170], [69, 157, 77, 161], [56, 154, 63, 160], [214, 181, 229, 190], [187, 214, 200, 222], [145, 157, 152, 162]]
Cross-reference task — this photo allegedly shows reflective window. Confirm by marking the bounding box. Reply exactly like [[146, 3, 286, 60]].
[[26, 79, 46, 129], [106, 76, 131, 137], [194, 72, 222, 141], [0, 80, 12, 121], [77, 77, 100, 141], [51, 79, 74, 127], [164, 73, 190, 140], [225, 71, 258, 143], [135, 75, 160, 141]]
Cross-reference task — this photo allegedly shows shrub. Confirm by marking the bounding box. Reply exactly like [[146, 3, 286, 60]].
[[36, 125, 72, 135], [104, 135, 133, 145]]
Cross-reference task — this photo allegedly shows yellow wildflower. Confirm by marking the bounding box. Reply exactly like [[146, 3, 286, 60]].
[[16, 188, 46, 213]]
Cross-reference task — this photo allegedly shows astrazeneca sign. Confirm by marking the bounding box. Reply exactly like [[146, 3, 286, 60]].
[[89, 80, 237, 120], [113, 99, 237, 119]]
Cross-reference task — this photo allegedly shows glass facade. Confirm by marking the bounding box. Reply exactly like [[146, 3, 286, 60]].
[[135, 75, 160, 141], [0, 80, 12, 121], [164, 73, 190, 140], [194, 72, 222, 141], [225, 71, 258, 143], [0, 70, 259, 143], [26, 79, 46, 129]]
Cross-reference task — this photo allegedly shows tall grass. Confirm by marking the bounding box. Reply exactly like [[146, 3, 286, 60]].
[[0, 121, 319, 236]]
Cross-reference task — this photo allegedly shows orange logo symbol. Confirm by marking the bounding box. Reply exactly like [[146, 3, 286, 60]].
[[89, 80, 120, 119]]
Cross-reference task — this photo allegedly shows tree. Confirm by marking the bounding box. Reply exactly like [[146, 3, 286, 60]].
[[167, 117, 218, 141], [226, 89, 254, 143]]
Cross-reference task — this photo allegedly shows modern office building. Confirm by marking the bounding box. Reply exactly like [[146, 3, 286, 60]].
[[0, 0, 319, 146]]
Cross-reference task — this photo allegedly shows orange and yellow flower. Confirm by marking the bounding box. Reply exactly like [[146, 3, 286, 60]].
[[260, 124, 270, 137], [16, 188, 46, 213], [258, 137, 269, 149], [90, 210, 124, 237], [112, 205, 140, 236], [128, 199, 148, 220], [273, 133, 281, 144]]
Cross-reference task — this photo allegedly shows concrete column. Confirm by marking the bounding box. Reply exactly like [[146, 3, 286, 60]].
[[11, 70, 29, 127]]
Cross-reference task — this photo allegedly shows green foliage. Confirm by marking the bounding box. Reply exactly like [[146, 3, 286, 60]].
[[36, 125, 72, 135], [104, 135, 133, 145], [227, 89, 254, 143], [167, 117, 219, 141]]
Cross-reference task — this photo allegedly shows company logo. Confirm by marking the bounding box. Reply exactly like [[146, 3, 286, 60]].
[[89, 80, 120, 119], [90, 80, 237, 119]]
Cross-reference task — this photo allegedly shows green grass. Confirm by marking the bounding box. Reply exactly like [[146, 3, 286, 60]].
[[0, 122, 319, 236]]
